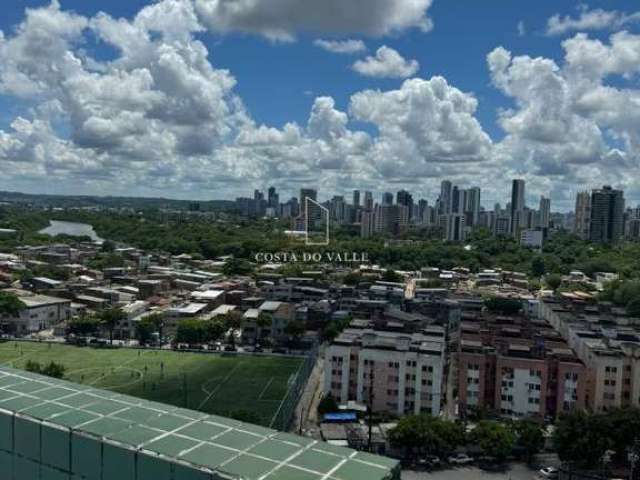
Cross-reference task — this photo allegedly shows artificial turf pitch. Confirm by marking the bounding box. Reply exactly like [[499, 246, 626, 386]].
[[0, 341, 303, 426]]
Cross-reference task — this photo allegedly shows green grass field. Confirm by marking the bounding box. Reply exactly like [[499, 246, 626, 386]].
[[0, 341, 304, 426]]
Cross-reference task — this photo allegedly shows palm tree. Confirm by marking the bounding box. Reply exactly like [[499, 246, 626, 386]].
[[255, 312, 272, 345], [99, 307, 126, 345]]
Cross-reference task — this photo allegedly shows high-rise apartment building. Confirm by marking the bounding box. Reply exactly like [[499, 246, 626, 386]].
[[574, 191, 591, 240], [440, 180, 452, 215], [510, 179, 526, 235], [589, 186, 625, 244], [445, 213, 466, 242], [374, 204, 409, 236], [539, 196, 551, 229], [396, 190, 414, 220], [353, 190, 360, 209], [364, 191, 374, 210], [465, 187, 481, 227]]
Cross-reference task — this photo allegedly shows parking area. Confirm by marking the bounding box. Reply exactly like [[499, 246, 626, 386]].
[[402, 463, 537, 480]]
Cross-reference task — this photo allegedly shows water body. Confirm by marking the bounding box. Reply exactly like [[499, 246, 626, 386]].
[[39, 220, 104, 243]]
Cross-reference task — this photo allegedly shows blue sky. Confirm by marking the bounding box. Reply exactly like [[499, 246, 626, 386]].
[[0, 0, 639, 209]]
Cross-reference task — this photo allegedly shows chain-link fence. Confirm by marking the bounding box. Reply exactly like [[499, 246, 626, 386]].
[[269, 347, 318, 431]]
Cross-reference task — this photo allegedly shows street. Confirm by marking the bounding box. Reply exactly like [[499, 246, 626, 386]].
[[403, 463, 536, 480]]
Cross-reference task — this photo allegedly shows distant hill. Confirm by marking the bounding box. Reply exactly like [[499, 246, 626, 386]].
[[0, 190, 235, 212]]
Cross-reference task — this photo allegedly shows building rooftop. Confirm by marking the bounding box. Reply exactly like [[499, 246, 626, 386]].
[[17, 294, 70, 308], [0, 367, 398, 480]]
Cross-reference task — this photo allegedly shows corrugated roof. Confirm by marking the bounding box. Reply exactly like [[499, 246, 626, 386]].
[[0, 367, 398, 480]]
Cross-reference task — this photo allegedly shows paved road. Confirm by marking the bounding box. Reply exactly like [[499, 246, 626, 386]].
[[403, 463, 536, 480]]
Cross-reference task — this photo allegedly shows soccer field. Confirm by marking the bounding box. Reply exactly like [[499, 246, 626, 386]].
[[0, 341, 304, 427]]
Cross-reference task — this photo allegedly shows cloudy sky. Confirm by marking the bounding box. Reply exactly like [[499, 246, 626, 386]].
[[0, 0, 639, 210]]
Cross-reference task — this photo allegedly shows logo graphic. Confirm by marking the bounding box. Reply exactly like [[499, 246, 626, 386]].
[[305, 197, 330, 246]]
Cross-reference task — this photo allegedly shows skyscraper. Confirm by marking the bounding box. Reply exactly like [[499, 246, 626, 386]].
[[353, 190, 360, 209], [510, 179, 526, 235], [396, 190, 414, 219], [382, 192, 394, 206], [440, 180, 452, 215], [364, 191, 374, 210], [589, 186, 625, 244], [298, 188, 319, 226], [267, 186, 279, 209], [539, 196, 551, 229], [465, 187, 481, 227], [574, 191, 591, 240]]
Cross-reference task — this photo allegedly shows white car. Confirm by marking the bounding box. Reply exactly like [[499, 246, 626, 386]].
[[539, 467, 559, 478], [447, 453, 474, 465]]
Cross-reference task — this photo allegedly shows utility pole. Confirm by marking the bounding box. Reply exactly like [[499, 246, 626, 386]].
[[367, 362, 374, 452], [629, 438, 640, 480]]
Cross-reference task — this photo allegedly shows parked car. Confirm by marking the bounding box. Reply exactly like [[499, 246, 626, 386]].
[[539, 467, 559, 479], [224, 345, 237, 352], [422, 455, 441, 468], [447, 453, 474, 465]]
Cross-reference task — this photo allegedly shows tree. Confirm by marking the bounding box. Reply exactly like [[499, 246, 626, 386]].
[[317, 394, 339, 416], [389, 415, 464, 459], [42, 361, 66, 379], [343, 272, 362, 286], [381, 269, 403, 283], [204, 320, 225, 343], [25, 360, 65, 379], [0, 292, 26, 318], [514, 420, 544, 463], [545, 274, 563, 291], [553, 411, 613, 468], [67, 316, 100, 336], [626, 298, 640, 317], [470, 421, 515, 461], [284, 320, 305, 344], [101, 240, 116, 252], [223, 311, 243, 347], [255, 312, 272, 344], [531, 257, 546, 277], [175, 319, 206, 345], [484, 297, 522, 315], [98, 307, 126, 345], [146, 312, 166, 345], [25, 360, 41, 374], [222, 258, 253, 276], [135, 318, 155, 346]]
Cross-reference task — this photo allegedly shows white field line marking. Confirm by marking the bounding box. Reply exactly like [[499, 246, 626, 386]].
[[257, 377, 274, 400], [197, 361, 242, 410]]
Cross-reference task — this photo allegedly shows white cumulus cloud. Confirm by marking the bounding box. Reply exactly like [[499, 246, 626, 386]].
[[194, 0, 434, 42], [313, 39, 366, 54], [352, 46, 419, 78], [547, 5, 640, 36]]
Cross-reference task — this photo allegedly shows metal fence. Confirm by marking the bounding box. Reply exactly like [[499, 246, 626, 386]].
[[269, 346, 318, 431]]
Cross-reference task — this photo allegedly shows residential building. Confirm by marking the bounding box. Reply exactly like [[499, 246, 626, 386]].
[[574, 191, 591, 240], [325, 329, 445, 416], [589, 186, 625, 244], [510, 179, 526, 235], [0, 292, 71, 333], [456, 311, 586, 419]]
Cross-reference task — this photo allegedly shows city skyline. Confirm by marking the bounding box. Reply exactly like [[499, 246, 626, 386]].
[[0, 1, 638, 210]]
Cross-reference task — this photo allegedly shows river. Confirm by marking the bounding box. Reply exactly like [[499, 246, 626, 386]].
[[39, 220, 104, 243]]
